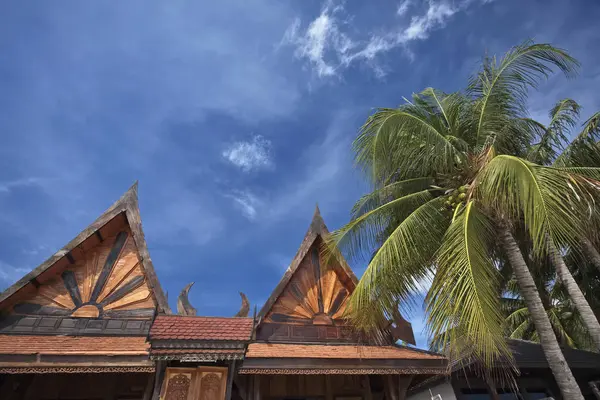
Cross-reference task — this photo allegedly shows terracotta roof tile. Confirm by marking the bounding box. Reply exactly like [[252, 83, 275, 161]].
[[245, 343, 444, 360], [150, 315, 253, 341], [0, 335, 149, 355]]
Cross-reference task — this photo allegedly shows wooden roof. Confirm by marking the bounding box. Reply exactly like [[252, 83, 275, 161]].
[[150, 315, 253, 341], [256, 206, 415, 345], [239, 343, 447, 374], [0, 183, 170, 318], [258, 206, 358, 322], [245, 343, 445, 360], [0, 334, 149, 356]]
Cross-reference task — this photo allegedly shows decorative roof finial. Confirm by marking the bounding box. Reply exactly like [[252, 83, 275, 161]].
[[235, 292, 250, 317], [177, 282, 197, 316]]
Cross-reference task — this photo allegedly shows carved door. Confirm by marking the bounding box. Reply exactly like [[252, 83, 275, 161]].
[[161, 367, 228, 400]]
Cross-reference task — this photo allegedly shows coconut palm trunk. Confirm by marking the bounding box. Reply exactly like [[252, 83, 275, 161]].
[[581, 237, 600, 273], [548, 240, 600, 351], [500, 226, 584, 399]]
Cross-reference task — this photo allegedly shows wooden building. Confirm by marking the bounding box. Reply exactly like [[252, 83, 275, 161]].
[[234, 207, 447, 400], [0, 185, 447, 400], [0, 184, 169, 399]]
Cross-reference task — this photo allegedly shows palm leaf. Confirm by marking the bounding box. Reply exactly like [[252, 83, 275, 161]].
[[344, 197, 450, 328], [469, 41, 579, 151], [427, 201, 511, 367]]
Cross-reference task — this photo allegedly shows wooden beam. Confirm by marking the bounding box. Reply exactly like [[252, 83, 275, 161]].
[[151, 360, 167, 400], [66, 252, 75, 264], [225, 360, 237, 400], [90, 231, 128, 302], [95, 230, 104, 242]]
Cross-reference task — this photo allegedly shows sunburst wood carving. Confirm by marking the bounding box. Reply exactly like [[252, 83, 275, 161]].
[[265, 240, 353, 325], [12, 228, 156, 319]]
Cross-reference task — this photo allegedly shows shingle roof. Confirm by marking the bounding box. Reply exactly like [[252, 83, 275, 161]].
[[0, 334, 149, 355], [150, 315, 253, 341], [245, 343, 445, 360]]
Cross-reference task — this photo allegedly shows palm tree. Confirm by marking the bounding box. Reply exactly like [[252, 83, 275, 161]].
[[502, 261, 594, 351], [328, 41, 592, 399], [524, 100, 600, 350]]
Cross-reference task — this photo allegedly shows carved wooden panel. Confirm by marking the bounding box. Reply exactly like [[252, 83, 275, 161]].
[[265, 239, 354, 325], [162, 369, 195, 400], [161, 367, 228, 400], [11, 228, 156, 319]]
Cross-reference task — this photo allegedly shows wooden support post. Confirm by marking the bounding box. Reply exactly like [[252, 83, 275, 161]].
[[397, 376, 413, 400], [225, 360, 237, 400], [590, 381, 600, 400], [384, 376, 398, 400], [234, 375, 248, 400], [151, 360, 168, 400], [362, 376, 373, 400], [253, 375, 261, 400], [142, 372, 155, 400]]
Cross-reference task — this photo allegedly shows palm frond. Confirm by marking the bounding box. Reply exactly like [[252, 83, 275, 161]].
[[328, 190, 437, 265], [469, 41, 579, 151], [555, 111, 600, 167], [350, 177, 437, 219], [527, 99, 580, 164], [345, 197, 451, 329], [477, 155, 588, 252], [427, 201, 511, 367], [354, 105, 463, 184]]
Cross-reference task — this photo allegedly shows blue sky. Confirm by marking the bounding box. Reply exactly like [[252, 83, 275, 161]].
[[0, 0, 599, 348]]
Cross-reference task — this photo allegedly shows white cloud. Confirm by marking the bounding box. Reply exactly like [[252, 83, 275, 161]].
[[222, 135, 273, 172], [397, 0, 412, 16], [226, 190, 262, 220], [284, 0, 490, 77], [282, 4, 355, 77], [402, 2, 456, 41]]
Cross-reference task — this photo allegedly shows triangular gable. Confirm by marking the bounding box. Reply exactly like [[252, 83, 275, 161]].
[[258, 206, 359, 325], [0, 183, 170, 318]]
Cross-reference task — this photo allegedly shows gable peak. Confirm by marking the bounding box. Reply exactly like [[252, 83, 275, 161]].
[[309, 203, 328, 236]]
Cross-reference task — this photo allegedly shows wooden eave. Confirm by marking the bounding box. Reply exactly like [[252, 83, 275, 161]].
[[257, 205, 359, 320], [0, 182, 170, 314]]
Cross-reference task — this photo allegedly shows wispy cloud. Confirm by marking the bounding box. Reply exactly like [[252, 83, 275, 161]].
[[283, 0, 490, 77], [397, 0, 413, 16], [0, 177, 44, 193], [226, 190, 262, 220], [222, 135, 273, 172]]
